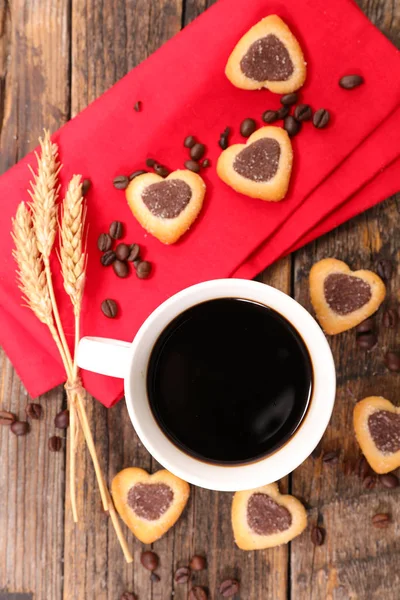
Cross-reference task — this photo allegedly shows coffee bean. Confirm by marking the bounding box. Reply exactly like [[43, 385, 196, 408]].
[[313, 109, 330, 129], [219, 127, 231, 149], [356, 318, 375, 334], [115, 243, 130, 261], [363, 475, 376, 490], [189, 586, 208, 600], [136, 260, 152, 279], [281, 92, 298, 105], [109, 221, 123, 239], [379, 473, 399, 489], [377, 259, 393, 281], [113, 260, 129, 278], [97, 233, 112, 252], [189, 555, 207, 571], [322, 450, 339, 464], [190, 143, 206, 161], [127, 243, 140, 262], [129, 169, 147, 181], [48, 435, 62, 451], [356, 456, 372, 479], [376, 258, 393, 281], [120, 592, 137, 600], [219, 579, 240, 597], [339, 74, 364, 90], [10, 421, 29, 436], [277, 105, 290, 119], [311, 526, 325, 546], [294, 104, 312, 121], [174, 566, 191, 584], [185, 159, 201, 173], [356, 333, 377, 350], [141, 550, 159, 571], [240, 118, 257, 137], [154, 164, 169, 178], [262, 110, 279, 124], [146, 158, 156, 167], [342, 459, 354, 477], [82, 178, 91, 195], [184, 135, 196, 148], [284, 115, 301, 137], [372, 513, 391, 528], [26, 403, 43, 420], [150, 572, 160, 582], [202, 158, 211, 168], [101, 250, 116, 266], [113, 175, 129, 190], [0, 410, 17, 426], [134, 100, 142, 112], [383, 309, 398, 329], [385, 351, 400, 372], [55, 409, 69, 429], [101, 299, 118, 318]]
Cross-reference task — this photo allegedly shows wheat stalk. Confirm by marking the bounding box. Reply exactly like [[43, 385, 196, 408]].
[[28, 129, 73, 374], [11, 203, 70, 368], [59, 175, 111, 518]]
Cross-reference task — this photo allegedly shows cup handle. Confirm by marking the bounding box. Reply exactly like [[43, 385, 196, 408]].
[[76, 337, 131, 379]]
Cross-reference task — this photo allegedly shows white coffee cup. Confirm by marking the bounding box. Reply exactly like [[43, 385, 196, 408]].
[[77, 279, 335, 491]]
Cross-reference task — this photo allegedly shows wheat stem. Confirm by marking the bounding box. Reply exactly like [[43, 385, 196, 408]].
[[69, 401, 78, 523], [74, 393, 109, 511], [44, 260, 74, 372]]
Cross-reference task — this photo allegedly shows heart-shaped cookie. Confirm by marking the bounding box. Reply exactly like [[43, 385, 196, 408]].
[[225, 15, 306, 93], [111, 468, 190, 543], [232, 483, 307, 550], [309, 258, 386, 335], [354, 397, 400, 474], [126, 169, 206, 244], [217, 126, 293, 201]]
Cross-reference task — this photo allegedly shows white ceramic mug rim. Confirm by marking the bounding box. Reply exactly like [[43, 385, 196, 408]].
[[118, 278, 335, 491]]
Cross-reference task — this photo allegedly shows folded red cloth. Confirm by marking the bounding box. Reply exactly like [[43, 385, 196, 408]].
[[1, 0, 399, 406], [234, 106, 400, 278]]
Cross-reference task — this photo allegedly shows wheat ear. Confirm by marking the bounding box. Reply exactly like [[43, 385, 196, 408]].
[[11, 203, 70, 368], [28, 130, 73, 374]]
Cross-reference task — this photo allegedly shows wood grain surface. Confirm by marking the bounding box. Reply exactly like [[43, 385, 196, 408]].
[[0, 0, 399, 599]]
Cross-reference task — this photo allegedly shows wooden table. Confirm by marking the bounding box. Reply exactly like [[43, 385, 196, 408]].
[[1, 1, 399, 598]]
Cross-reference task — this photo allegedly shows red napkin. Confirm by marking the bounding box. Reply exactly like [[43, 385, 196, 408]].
[[1, 0, 399, 406], [233, 106, 400, 277]]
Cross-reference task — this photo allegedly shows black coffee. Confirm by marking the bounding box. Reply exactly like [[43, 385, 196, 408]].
[[147, 298, 312, 464]]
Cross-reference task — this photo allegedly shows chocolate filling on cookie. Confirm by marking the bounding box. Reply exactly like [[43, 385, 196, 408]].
[[233, 138, 281, 182], [323, 273, 372, 315], [240, 35, 294, 82], [368, 411, 400, 454], [247, 493, 292, 536], [127, 483, 174, 520], [142, 179, 192, 219]]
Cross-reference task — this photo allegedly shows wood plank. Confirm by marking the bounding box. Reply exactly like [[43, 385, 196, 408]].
[[291, 3, 400, 595], [0, 1, 70, 598], [291, 194, 400, 600], [63, 2, 184, 599], [291, 1, 400, 586]]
